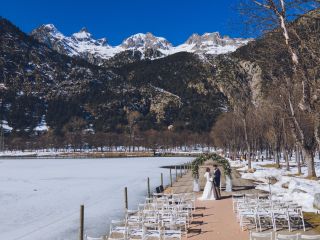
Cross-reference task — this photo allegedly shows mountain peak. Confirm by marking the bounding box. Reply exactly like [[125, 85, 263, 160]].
[[33, 24, 62, 36], [72, 27, 92, 41], [43, 24, 57, 30], [121, 32, 172, 50], [186, 32, 222, 45]]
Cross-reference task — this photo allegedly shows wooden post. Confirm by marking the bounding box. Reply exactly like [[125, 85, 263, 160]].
[[170, 168, 173, 187], [79, 205, 84, 240], [124, 187, 128, 210], [180, 165, 182, 177], [161, 173, 163, 186], [175, 166, 178, 180], [147, 177, 151, 198]]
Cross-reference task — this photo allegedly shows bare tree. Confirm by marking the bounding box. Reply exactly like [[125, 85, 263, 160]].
[[238, 0, 320, 177]]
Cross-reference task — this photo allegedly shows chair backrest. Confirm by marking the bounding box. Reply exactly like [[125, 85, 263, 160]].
[[300, 235, 320, 240], [275, 233, 299, 240], [250, 231, 273, 240]]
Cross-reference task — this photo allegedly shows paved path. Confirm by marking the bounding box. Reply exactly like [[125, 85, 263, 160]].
[[185, 197, 249, 240]]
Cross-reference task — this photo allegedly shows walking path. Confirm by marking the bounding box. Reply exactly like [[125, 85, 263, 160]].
[[186, 198, 248, 240]]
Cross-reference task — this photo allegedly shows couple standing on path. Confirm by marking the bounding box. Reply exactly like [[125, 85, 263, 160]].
[[199, 164, 221, 200]]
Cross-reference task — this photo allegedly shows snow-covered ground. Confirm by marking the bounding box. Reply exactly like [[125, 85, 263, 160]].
[[0, 157, 193, 240], [229, 158, 320, 212]]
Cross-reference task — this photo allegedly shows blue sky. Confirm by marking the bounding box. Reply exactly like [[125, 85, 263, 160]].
[[0, 0, 250, 45]]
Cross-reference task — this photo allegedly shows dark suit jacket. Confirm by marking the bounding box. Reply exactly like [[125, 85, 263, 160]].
[[213, 168, 221, 187]]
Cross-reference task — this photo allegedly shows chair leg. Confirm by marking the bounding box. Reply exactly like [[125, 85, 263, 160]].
[[288, 216, 291, 232], [301, 216, 306, 232], [258, 216, 262, 232], [254, 216, 258, 232]]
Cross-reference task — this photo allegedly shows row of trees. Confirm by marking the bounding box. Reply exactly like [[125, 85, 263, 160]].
[[212, 0, 320, 177], [3, 130, 213, 153]]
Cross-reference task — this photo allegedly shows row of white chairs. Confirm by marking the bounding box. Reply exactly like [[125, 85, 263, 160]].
[[233, 193, 306, 232], [86, 192, 196, 239], [250, 232, 320, 240]]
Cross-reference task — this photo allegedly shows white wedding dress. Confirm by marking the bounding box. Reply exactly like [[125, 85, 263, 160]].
[[198, 172, 216, 200]]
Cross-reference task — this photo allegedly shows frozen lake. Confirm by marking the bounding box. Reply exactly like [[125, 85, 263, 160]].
[[0, 157, 193, 240]]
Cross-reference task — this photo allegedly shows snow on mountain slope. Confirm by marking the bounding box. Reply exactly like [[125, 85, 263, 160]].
[[31, 24, 122, 63], [31, 24, 252, 64], [164, 32, 251, 55]]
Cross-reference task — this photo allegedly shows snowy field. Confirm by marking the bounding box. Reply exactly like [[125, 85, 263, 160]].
[[0, 157, 193, 240], [228, 158, 320, 212]]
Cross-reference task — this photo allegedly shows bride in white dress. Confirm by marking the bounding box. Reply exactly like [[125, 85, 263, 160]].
[[198, 167, 216, 200]]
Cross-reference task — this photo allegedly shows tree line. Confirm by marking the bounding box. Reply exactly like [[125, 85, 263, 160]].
[[3, 130, 212, 153]]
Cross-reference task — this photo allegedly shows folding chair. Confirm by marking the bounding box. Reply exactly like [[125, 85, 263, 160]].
[[273, 209, 291, 231], [287, 207, 306, 232], [108, 220, 127, 240], [256, 209, 274, 232]]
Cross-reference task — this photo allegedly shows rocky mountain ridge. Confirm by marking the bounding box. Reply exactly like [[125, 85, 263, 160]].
[[31, 24, 251, 65]]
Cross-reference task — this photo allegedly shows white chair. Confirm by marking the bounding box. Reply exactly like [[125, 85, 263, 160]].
[[273, 209, 291, 231], [287, 207, 306, 231], [232, 194, 245, 212], [300, 235, 320, 240], [239, 208, 258, 231], [108, 220, 127, 240], [275, 233, 299, 240], [250, 231, 273, 240], [256, 209, 274, 232], [127, 225, 144, 240]]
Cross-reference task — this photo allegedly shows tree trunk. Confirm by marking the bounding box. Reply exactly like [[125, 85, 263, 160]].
[[303, 149, 317, 178], [242, 118, 251, 169], [276, 149, 281, 168], [284, 149, 290, 171], [296, 145, 301, 175]]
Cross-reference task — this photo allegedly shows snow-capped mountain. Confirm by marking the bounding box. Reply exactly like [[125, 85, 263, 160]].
[[121, 32, 172, 50], [31, 24, 251, 65], [172, 32, 251, 55], [31, 24, 121, 65]]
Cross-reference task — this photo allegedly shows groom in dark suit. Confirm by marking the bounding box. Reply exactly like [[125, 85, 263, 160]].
[[213, 164, 221, 199]]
